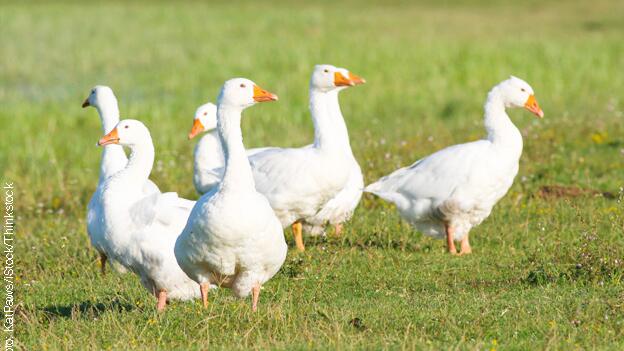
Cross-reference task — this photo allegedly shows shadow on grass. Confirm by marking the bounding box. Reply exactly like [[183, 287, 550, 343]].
[[42, 299, 134, 319]]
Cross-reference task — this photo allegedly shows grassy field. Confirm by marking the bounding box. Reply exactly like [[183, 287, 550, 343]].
[[2, 0, 624, 349]]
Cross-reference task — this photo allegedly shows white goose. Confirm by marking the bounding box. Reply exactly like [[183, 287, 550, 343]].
[[98, 119, 199, 311], [365, 76, 544, 255], [82, 86, 159, 274], [300, 67, 365, 237], [188, 103, 221, 194], [175, 78, 287, 312], [248, 64, 364, 250]]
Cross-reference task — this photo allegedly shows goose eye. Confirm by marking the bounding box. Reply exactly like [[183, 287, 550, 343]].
[[203, 112, 207, 116], [521, 88, 526, 92], [124, 125, 129, 129], [240, 83, 246, 88], [324, 69, 329, 73]]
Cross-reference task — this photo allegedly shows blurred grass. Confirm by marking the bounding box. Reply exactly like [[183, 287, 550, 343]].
[[1, 0, 623, 349]]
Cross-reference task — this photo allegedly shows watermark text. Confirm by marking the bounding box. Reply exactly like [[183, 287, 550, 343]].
[[3, 182, 15, 351]]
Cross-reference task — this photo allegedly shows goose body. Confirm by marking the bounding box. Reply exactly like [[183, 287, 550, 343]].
[[97, 120, 200, 310], [192, 124, 361, 237], [192, 131, 362, 237], [302, 156, 363, 235], [83, 86, 159, 274], [175, 78, 287, 311], [365, 76, 544, 254]]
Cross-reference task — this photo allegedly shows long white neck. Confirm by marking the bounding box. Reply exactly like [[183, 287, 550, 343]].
[[194, 130, 224, 171], [217, 105, 255, 191], [326, 88, 354, 154], [114, 140, 155, 188], [483, 88, 523, 158], [311, 88, 351, 152], [102, 138, 154, 250], [95, 99, 128, 182]]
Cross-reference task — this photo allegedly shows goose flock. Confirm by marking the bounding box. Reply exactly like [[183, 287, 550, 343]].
[[82, 65, 543, 311]]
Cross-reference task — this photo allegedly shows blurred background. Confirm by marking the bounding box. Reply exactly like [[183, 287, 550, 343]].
[[2, 0, 622, 204]]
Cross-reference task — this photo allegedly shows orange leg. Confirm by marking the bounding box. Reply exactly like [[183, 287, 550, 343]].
[[156, 289, 167, 312], [460, 234, 472, 255], [292, 222, 305, 252], [252, 283, 261, 312], [334, 223, 344, 236], [445, 224, 458, 255], [200, 282, 210, 308], [99, 252, 107, 276]]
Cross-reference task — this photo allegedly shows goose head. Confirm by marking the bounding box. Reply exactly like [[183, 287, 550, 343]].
[[217, 78, 278, 109], [188, 102, 217, 139], [82, 85, 116, 109], [310, 64, 365, 92], [497, 76, 544, 118], [98, 119, 151, 147]]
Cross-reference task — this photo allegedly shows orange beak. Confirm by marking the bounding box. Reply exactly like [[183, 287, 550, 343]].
[[188, 119, 205, 140], [348, 72, 366, 85], [98, 128, 120, 146], [334, 72, 354, 87], [524, 94, 544, 118], [82, 98, 90, 108], [253, 85, 278, 102]]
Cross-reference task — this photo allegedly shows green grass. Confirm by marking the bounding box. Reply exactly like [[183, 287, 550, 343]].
[[2, 0, 624, 349]]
